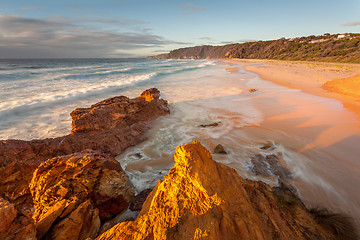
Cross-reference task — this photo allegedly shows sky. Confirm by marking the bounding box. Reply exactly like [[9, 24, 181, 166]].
[[0, 0, 359, 58]]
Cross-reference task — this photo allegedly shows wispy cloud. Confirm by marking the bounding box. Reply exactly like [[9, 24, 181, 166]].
[[342, 21, 360, 26], [21, 6, 44, 11], [182, 3, 204, 15], [0, 14, 187, 58]]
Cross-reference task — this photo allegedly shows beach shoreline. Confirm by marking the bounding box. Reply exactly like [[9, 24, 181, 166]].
[[222, 58, 360, 118]]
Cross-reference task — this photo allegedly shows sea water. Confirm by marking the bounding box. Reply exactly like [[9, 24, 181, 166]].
[[1, 58, 359, 226]]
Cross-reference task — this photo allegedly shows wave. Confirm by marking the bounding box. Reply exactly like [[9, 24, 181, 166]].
[[0, 72, 156, 112]]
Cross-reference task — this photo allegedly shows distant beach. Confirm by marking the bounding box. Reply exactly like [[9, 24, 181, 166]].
[[225, 59, 360, 119]]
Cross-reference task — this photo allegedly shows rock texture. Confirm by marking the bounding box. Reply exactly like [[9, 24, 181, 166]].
[[29, 150, 134, 239], [0, 88, 169, 210], [96, 141, 336, 240], [0, 198, 37, 240]]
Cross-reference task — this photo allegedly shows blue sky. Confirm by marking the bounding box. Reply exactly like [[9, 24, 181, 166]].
[[0, 0, 359, 58]]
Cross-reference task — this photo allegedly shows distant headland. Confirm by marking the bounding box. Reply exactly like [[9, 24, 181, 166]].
[[149, 33, 360, 63]]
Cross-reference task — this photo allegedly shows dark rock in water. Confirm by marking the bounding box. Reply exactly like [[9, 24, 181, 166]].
[[129, 189, 153, 211], [130, 152, 143, 159], [250, 153, 292, 180], [260, 143, 276, 150], [249, 88, 258, 92], [199, 122, 220, 128], [214, 144, 227, 154], [250, 154, 272, 177]]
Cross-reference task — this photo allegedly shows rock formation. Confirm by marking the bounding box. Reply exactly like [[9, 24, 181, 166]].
[[29, 150, 134, 240], [96, 141, 336, 240], [0, 88, 169, 210]]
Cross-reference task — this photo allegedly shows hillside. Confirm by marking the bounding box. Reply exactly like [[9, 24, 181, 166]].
[[150, 33, 360, 63]]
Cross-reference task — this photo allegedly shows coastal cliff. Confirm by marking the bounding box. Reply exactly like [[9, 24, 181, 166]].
[[149, 33, 360, 63]]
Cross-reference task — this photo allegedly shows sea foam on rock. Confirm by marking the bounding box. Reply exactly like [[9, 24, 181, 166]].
[[97, 141, 335, 240]]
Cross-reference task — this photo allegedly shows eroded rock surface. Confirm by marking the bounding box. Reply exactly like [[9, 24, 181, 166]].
[[29, 150, 134, 240], [97, 141, 335, 240], [0, 198, 36, 240], [0, 88, 169, 210]]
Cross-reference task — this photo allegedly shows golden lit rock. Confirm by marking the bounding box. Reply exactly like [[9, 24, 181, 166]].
[[97, 141, 335, 240]]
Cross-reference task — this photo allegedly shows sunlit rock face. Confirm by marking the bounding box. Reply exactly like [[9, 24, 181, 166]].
[[0, 88, 169, 210], [97, 141, 335, 240], [29, 150, 134, 240]]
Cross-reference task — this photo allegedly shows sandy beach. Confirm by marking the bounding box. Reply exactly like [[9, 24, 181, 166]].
[[224, 59, 360, 119]]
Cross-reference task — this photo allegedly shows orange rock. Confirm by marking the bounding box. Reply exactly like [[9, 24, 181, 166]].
[[30, 150, 134, 240], [97, 141, 335, 240], [0, 198, 36, 240]]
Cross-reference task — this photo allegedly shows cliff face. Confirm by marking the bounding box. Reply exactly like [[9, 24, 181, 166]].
[[97, 141, 336, 240]]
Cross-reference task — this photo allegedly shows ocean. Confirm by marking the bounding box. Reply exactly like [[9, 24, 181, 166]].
[[0, 58, 215, 140], [1, 58, 360, 226]]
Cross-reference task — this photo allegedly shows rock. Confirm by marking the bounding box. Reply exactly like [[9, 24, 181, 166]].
[[0, 198, 36, 240], [129, 189, 153, 211], [29, 150, 134, 240], [249, 88, 258, 92], [0, 88, 169, 210], [50, 200, 101, 240], [259, 143, 276, 150], [0, 198, 17, 233], [198, 122, 220, 128], [213, 144, 227, 154], [96, 141, 335, 240], [250, 153, 292, 180]]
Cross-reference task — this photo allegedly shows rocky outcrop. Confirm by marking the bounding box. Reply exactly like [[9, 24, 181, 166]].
[[0, 198, 37, 240], [96, 141, 336, 240], [0, 88, 169, 210], [29, 150, 134, 240], [250, 153, 292, 181]]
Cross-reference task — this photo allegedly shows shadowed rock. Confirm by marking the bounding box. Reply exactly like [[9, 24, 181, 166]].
[[213, 144, 227, 154], [0, 198, 36, 240], [129, 189, 153, 212], [198, 122, 220, 128], [250, 153, 292, 181]]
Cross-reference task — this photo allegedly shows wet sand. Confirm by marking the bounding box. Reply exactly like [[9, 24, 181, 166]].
[[224, 59, 360, 119]]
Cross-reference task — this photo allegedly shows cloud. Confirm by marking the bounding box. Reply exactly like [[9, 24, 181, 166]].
[[199, 37, 213, 41], [182, 3, 204, 15], [0, 14, 187, 58], [342, 21, 360, 26], [21, 6, 44, 11]]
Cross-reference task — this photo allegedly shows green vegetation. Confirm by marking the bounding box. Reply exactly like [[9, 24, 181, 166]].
[[151, 34, 360, 63]]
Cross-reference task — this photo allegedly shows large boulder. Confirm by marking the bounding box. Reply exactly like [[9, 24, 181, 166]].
[[97, 141, 335, 240], [0, 88, 169, 210], [29, 150, 134, 240]]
